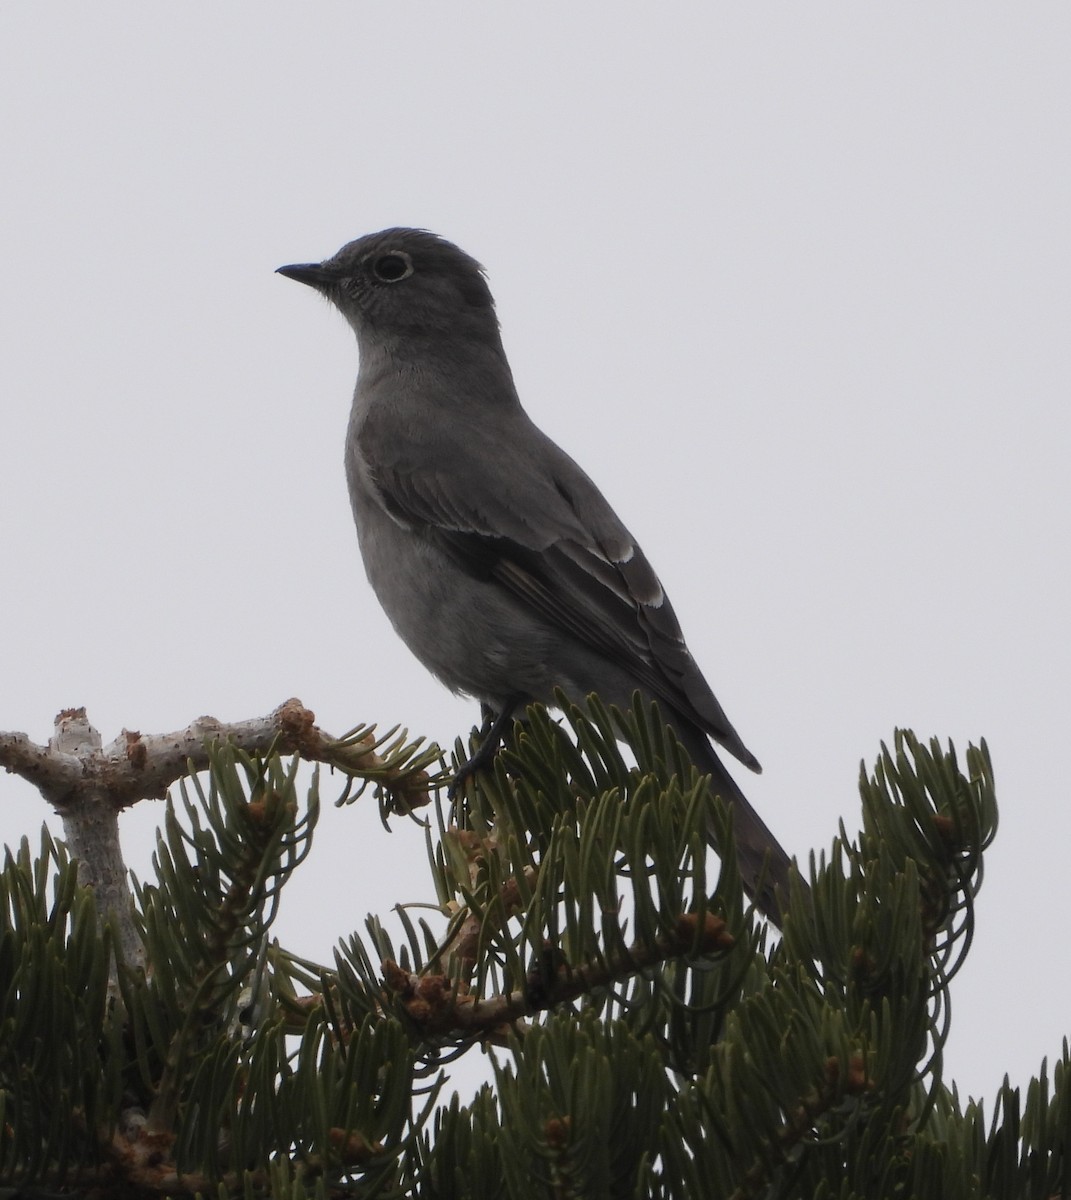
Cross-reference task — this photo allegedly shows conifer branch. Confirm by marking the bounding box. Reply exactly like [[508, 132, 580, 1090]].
[[380, 911, 734, 1040], [0, 700, 437, 975], [0, 697, 437, 815], [5, 697, 1047, 1199]]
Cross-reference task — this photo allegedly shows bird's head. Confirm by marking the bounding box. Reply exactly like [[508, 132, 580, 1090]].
[[277, 228, 500, 346]]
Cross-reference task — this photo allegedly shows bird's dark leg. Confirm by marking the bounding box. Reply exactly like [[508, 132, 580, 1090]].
[[449, 699, 523, 796]]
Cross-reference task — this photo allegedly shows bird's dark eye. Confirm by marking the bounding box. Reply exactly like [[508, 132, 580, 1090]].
[[371, 252, 413, 283]]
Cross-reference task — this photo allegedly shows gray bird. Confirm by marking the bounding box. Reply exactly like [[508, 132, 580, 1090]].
[[278, 229, 797, 922]]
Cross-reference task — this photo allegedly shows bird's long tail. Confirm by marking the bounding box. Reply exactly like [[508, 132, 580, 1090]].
[[673, 723, 801, 927]]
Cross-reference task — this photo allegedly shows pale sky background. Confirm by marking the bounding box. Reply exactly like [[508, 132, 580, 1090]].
[[1, 6, 1069, 1108]]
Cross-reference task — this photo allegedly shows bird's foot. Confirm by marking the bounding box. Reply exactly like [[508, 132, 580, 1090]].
[[447, 701, 521, 798]]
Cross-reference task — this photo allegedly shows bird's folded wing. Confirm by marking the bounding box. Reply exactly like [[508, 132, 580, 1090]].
[[366, 435, 759, 769]]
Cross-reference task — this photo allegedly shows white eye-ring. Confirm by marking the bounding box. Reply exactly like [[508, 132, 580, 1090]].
[[370, 251, 414, 283]]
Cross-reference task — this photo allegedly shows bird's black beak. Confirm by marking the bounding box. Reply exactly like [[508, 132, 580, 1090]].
[[276, 262, 337, 290]]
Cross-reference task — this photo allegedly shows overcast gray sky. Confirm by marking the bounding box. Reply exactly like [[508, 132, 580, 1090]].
[[2, 6, 1069, 1105]]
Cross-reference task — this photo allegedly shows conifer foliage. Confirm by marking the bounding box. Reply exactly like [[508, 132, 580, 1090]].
[[1, 697, 1067, 1198]]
